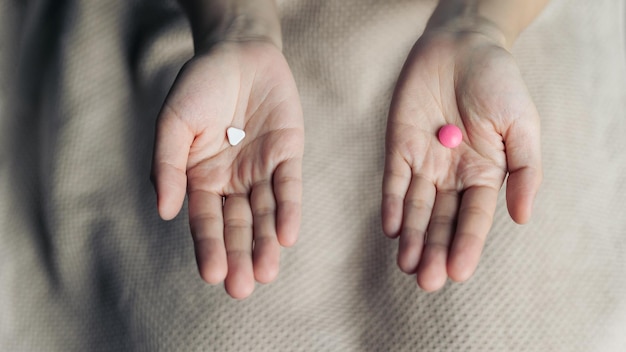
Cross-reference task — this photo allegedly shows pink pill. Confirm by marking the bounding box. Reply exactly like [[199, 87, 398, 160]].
[[438, 124, 462, 148]]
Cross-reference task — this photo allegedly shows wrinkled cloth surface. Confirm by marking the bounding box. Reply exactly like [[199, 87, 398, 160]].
[[1, 0, 626, 351]]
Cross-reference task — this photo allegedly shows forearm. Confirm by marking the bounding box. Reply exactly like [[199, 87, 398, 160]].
[[427, 0, 550, 48], [177, 0, 282, 52]]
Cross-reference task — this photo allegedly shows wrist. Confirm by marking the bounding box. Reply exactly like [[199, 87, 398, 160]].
[[179, 0, 282, 53], [425, 13, 509, 49], [425, 0, 535, 50]]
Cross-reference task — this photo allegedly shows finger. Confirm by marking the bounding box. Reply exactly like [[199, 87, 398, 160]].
[[447, 186, 499, 283], [382, 152, 412, 238], [396, 175, 436, 274], [273, 158, 302, 248], [416, 190, 459, 292], [188, 190, 227, 284], [152, 107, 194, 220], [504, 112, 542, 224], [223, 194, 255, 299], [251, 181, 280, 284]]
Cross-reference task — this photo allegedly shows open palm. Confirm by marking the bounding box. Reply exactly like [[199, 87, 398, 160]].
[[152, 41, 304, 299], [382, 30, 542, 291]]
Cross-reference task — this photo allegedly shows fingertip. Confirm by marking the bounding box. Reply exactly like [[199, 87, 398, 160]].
[[447, 236, 484, 283], [254, 262, 280, 284], [382, 152, 412, 237], [225, 275, 256, 300], [416, 246, 448, 292], [507, 186, 539, 224], [158, 202, 179, 221], [447, 267, 472, 284], [417, 273, 447, 293], [195, 240, 228, 284], [252, 237, 281, 284], [397, 255, 418, 275], [506, 169, 541, 224], [157, 193, 184, 220], [506, 196, 532, 224], [274, 158, 302, 248], [199, 265, 228, 285], [396, 235, 421, 274], [381, 195, 403, 238], [276, 205, 300, 247], [154, 166, 187, 220], [278, 233, 298, 248], [447, 253, 476, 283]]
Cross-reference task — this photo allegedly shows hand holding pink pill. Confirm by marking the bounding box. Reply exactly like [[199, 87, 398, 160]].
[[382, 28, 543, 293]]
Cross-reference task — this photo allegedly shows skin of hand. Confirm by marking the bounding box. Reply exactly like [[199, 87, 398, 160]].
[[382, 18, 543, 292], [152, 40, 304, 300]]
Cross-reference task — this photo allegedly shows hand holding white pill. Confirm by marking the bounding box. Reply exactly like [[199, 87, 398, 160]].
[[152, 41, 304, 299], [382, 25, 542, 292]]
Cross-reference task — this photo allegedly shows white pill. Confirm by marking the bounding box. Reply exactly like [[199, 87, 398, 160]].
[[226, 127, 246, 146]]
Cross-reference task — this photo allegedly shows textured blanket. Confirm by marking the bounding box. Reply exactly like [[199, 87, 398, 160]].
[[1, 0, 625, 350]]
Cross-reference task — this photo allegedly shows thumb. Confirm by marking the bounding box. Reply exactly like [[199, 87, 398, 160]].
[[151, 106, 194, 220], [503, 108, 542, 224]]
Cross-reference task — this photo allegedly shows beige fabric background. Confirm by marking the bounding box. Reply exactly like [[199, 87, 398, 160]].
[[1, 0, 625, 351]]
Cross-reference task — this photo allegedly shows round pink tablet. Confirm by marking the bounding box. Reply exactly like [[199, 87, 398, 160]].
[[438, 124, 462, 148]]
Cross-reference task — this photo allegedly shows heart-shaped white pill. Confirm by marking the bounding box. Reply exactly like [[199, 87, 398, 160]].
[[226, 127, 246, 146]]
